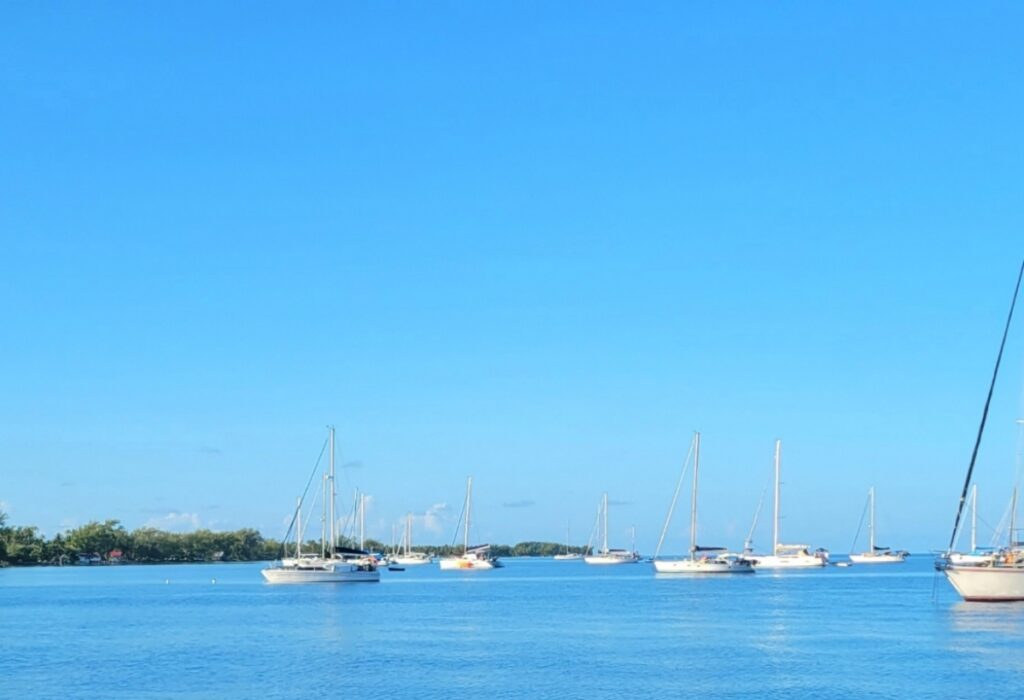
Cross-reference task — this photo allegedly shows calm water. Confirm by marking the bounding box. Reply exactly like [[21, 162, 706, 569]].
[[2, 556, 1023, 699]]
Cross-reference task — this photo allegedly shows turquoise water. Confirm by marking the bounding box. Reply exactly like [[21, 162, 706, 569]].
[[3, 557, 1023, 699]]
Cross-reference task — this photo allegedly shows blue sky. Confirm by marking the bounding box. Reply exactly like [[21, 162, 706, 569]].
[[2, 4, 1023, 553]]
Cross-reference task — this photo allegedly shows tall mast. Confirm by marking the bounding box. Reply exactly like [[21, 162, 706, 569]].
[[406, 513, 413, 556], [971, 485, 977, 553], [773, 440, 781, 555], [1011, 487, 1018, 548], [329, 426, 336, 555], [868, 487, 875, 552], [464, 477, 472, 554], [566, 520, 571, 554], [359, 493, 366, 550], [602, 492, 609, 555], [296, 496, 302, 557], [690, 431, 700, 559]]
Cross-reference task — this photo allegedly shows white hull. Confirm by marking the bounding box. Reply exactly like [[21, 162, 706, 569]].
[[849, 552, 907, 564], [553, 553, 583, 561], [261, 564, 380, 584], [748, 553, 827, 569], [653, 558, 754, 574], [945, 565, 1024, 601], [584, 553, 639, 565], [392, 555, 432, 566], [439, 556, 497, 570], [948, 552, 995, 566]]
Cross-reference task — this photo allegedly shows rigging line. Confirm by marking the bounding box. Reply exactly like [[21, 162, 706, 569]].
[[949, 258, 1024, 551], [849, 492, 870, 554], [449, 490, 467, 549], [654, 437, 696, 559], [744, 485, 769, 552], [278, 435, 330, 558]]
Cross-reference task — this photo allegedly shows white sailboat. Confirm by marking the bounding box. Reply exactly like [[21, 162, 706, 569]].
[[745, 440, 828, 569], [393, 513, 432, 566], [553, 521, 582, 560], [439, 477, 502, 570], [583, 493, 640, 565], [943, 260, 1024, 602], [262, 427, 380, 584], [849, 487, 907, 564], [944, 486, 996, 566], [653, 432, 754, 574]]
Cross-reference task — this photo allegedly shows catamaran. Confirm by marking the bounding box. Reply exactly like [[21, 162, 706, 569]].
[[393, 513, 432, 566], [745, 440, 828, 569], [439, 477, 502, 570], [943, 260, 1024, 602], [849, 487, 907, 564], [261, 427, 380, 584], [652, 432, 754, 574], [584, 492, 640, 565]]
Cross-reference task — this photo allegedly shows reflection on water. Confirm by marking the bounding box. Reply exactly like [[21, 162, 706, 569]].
[[5, 557, 1024, 698], [950, 601, 1024, 635]]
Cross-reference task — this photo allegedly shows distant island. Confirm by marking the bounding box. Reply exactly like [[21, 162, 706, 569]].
[[0, 512, 589, 567]]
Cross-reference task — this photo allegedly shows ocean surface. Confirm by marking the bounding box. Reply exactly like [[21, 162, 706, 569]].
[[3, 556, 1023, 699]]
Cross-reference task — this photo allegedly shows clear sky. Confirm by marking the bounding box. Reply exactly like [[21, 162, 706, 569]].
[[2, 3, 1023, 554]]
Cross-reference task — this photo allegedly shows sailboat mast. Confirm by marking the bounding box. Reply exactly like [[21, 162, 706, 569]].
[[773, 440, 781, 555], [359, 493, 366, 550], [329, 426, 336, 556], [1011, 487, 1018, 548], [296, 496, 302, 557], [406, 513, 413, 556], [868, 487, 875, 552], [971, 485, 977, 553], [602, 492, 609, 555], [321, 474, 327, 558], [690, 432, 700, 559], [465, 477, 472, 554]]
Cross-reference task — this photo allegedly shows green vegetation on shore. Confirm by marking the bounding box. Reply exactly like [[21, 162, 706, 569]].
[[0, 512, 589, 567]]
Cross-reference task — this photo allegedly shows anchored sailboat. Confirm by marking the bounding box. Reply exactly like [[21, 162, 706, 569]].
[[745, 440, 828, 569], [944, 259, 1024, 602], [849, 487, 907, 564], [584, 493, 640, 564], [261, 427, 380, 584], [439, 477, 502, 570], [653, 432, 754, 574], [553, 521, 582, 560], [393, 513, 432, 566], [948, 486, 994, 565]]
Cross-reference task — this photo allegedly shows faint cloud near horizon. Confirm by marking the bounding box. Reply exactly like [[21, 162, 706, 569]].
[[198, 446, 222, 456], [414, 503, 449, 534], [145, 511, 202, 532], [502, 500, 536, 509]]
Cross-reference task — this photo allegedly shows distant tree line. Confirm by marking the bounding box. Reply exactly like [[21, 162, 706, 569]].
[[0, 512, 588, 566]]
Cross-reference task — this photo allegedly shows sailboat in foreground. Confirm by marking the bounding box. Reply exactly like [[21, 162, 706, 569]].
[[261, 427, 380, 584], [849, 487, 907, 564], [944, 260, 1024, 602], [439, 477, 502, 570], [583, 493, 640, 564], [745, 440, 828, 569], [652, 432, 754, 574]]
